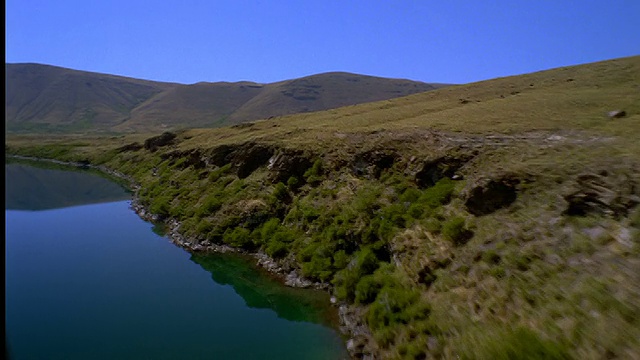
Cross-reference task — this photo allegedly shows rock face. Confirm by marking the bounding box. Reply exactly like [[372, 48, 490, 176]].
[[162, 149, 206, 169], [267, 150, 313, 184], [414, 156, 469, 188], [464, 174, 520, 215], [143, 131, 176, 151], [564, 172, 639, 218], [352, 150, 397, 179], [233, 144, 274, 179], [207, 144, 237, 167]]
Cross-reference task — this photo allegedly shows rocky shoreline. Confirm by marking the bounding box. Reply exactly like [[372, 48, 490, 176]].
[[7, 155, 377, 359], [129, 198, 377, 359]]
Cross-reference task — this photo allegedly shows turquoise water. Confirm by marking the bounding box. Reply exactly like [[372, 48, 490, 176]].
[[5, 163, 348, 360]]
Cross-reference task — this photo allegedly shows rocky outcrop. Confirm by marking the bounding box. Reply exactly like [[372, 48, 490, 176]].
[[414, 156, 469, 188], [143, 131, 177, 151], [204, 143, 275, 178], [564, 172, 639, 218], [352, 149, 397, 179], [233, 144, 274, 178], [267, 149, 313, 184], [206, 144, 237, 167], [161, 149, 206, 169], [340, 305, 377, 360], [463, 174, 520, 215], [117, 142, 143, 152]]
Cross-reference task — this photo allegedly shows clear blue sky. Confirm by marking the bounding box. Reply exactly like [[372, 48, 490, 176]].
[[6, 1, 640, 85]]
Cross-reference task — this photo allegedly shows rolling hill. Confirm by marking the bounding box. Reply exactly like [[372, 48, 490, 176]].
[[5, 63, 446, 133]]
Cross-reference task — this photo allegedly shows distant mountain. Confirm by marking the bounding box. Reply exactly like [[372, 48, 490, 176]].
[[5, 63, 448, 133]]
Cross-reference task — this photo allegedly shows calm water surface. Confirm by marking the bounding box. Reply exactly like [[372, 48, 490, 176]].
[[5, 163, 348, 360]]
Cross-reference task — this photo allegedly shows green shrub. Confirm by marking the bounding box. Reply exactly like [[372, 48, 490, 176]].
[[287, 176, 300, 189], [260, 218, 281, 241], [333, 267, 360, 302], [304, 159, 324, 185], [442, 217, 473, 245], [195, 219, 213, 236], [400, 187, 422, 204], [333, 247, 382, 302], [367, 287, 429, 330], [355, 275, 382, 304], [333, 250, 350, 270], [197, 195, 223, 217], [209, 164, 232, 182], [265, 240, 289, 258], [302, 254, 333, 282], [421, 178, 455, 207], [149, 196, 172, 218], [222, 227, 252, 248], [272, 182, 289, 201]]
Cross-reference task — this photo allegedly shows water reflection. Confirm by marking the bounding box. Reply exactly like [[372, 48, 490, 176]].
[[5, 161, 130, 210], [190, 252, 338, 327]]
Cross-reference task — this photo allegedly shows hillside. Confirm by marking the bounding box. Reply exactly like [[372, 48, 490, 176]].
[[5, 63, 445, 133], [6, 55, 640, 359], [5, 63, 173, 133]]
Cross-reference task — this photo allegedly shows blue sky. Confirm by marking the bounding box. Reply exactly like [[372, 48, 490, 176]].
[[6, 1, 640, 84]]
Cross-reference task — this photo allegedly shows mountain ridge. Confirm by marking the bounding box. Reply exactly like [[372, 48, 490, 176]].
[[5, 63, 447, 133]]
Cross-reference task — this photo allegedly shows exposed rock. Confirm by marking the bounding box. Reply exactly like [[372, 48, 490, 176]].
[[414, 156, 469, 188], [207, 144, 236, 167], [339, 305, 377, 359], [143, 131, 176, 151], [564, 172, 639, 218], [464, 174, 520, 215], [352, 149, 397, 179], [284, 271, 314, 288], [608, 110, 627, 119], [161, 149, 206, 169], [267, 149, 313, 184], [233, 143, 274, 178], [117, 142, 143, 152], [205, 142, 275, 178]]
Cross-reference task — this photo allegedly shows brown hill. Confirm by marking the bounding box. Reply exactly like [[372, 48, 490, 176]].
[[5, 63, 175, 133], [5, 63, 447, 133]]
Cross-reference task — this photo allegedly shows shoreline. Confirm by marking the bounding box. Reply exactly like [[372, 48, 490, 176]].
[[6, 154, 376, 359]]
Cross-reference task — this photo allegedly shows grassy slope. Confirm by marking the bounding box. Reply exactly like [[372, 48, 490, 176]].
[[6, 55, 640, 359]]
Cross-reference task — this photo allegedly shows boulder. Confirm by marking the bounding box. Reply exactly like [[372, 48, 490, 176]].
[[463, 174, 520, 215], [564, 172, 639, 218], [607, 110, 627, 119]]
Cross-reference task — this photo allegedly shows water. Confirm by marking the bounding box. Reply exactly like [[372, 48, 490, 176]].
[[5, 163, 348, 360]]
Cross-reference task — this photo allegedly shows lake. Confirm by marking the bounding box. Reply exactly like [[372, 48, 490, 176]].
[[5, 162, 348, 360]]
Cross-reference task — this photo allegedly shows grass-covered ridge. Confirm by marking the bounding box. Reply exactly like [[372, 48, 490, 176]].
[[6, 55, 640, 359]]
